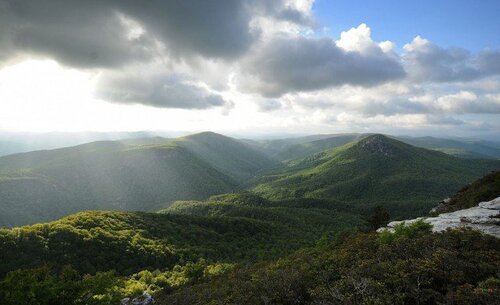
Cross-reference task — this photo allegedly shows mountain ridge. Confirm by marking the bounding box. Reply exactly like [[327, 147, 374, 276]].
[[0, 132, 278, 227], [254, 134, 500, 217]]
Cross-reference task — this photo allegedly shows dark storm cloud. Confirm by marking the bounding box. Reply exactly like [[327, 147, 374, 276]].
[[0, 0, 156, 68], [0, 0, 311, 109], [115, 0, 255, 60], [0, 0, 312, 68], [96, 71, 228, 109], [404, 37, 500, 83], [238, 36, 406, 97]]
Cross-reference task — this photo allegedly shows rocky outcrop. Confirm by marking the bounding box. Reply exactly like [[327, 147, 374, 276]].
[[358, 134, 396, 156], [121, 293, 155, 305], [378, 196, 500, 238]]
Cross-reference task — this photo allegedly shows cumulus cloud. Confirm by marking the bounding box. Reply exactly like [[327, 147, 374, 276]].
[[434, 91, 500, 114], [403, 36, 500, 82], [336, 24, 395, 55], [236, 24, 405, 97], [287, 79, 500, 119], [95, 68, 228, 109]]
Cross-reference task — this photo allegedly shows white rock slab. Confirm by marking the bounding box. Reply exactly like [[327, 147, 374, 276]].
[[377, 196, 500, 238]]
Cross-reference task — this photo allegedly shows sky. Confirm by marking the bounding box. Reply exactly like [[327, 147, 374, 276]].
[[0, 0, 499, 139]]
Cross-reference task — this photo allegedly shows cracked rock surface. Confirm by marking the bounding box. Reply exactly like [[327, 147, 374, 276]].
[[378, 196, 500, 238]]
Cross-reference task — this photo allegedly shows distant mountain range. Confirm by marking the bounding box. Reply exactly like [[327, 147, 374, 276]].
[[245, 133, 500, 160], [0, 132, 278, 227], [3, 132, 500, 159], [0, 132, 499, 227], [0, 131, 171, 157]]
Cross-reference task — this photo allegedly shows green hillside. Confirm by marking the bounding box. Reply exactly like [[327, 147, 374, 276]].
[[274, 134, 367, 161], [160, 228, 500, 305], [0, 169, 498, 305], [242, 134, 346, 157], [254, 135, 500, 217], [172, 132, 281, 182], [160, 193, 362, 242], [0, 202, 361, 279], [0, 133, 275, 228], [432, 170, 500, 214], [0, 211, 278, 277]]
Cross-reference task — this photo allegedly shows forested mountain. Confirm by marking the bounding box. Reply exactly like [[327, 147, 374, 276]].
[[159, 171, 500, 305], [432, 170, 500, 214], [160, 192, 362, 241], [1, 132, 498, 227], [0, 132, 278, 227], [273, 134, 367, 161], [0, 211, 300, 277], [0, 140, 28, 158], [0, 131, 163, 157], [172, 132, 281, 182], [247, 133, 500, 161], [242, 134, 349, 157], [254, 135, 500, 217], [0, 151, 498, 304], [0, 201, 361, 278]]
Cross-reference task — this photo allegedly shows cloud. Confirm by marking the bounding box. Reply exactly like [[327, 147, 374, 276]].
[[95, 68, 228, 109], [434, 91, 500, 114], [116, 0, 256, 60], [0, 0, 499, 136], [326, 112, 466, 129], [287, 79, 500, 119], [477, 51, 500, 76], [0, 0, 313, 68], [256, 99, 283, 112], [236, 24, 405, 97], [0, 0, 158, 68], [336, 23, 393, 54], [0, 0, 313, 109], [403, 36, 500, 82]]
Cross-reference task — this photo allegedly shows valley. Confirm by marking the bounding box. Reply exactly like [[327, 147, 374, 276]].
[[1, 132, 498, 227], [0, 132, 499, 305]]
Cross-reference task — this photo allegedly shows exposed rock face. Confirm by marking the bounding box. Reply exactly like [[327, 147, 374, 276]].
[[378, 196, 500, 238], [358, 135, 396, 156], [121, 293, 155, 305]]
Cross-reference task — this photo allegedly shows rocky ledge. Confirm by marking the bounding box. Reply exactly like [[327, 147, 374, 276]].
[[377, 196, 500, 238]]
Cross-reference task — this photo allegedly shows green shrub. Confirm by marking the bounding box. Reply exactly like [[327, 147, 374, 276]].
[[378, 219, 433, 244]]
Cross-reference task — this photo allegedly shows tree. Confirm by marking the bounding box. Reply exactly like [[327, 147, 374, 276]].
[[365, 205, 390, 231]]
